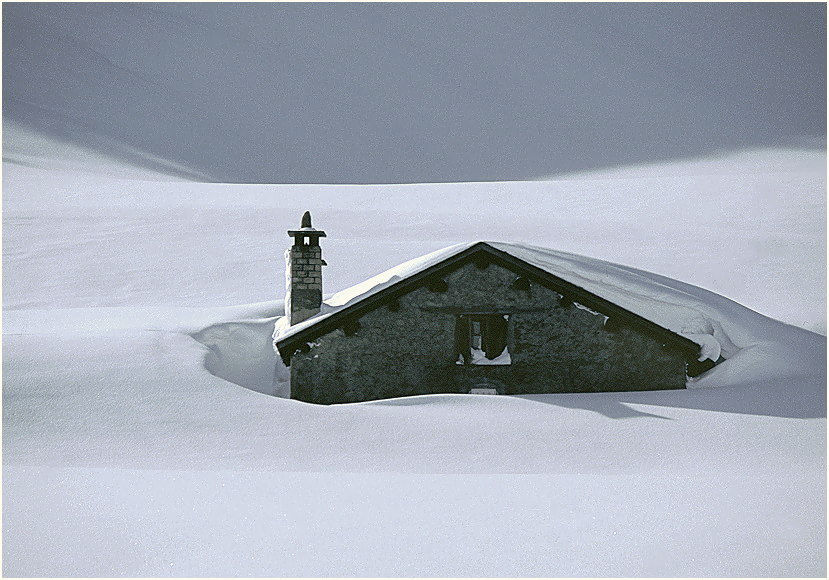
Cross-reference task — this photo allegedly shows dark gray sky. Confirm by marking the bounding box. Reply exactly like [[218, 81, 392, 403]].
[[3, 2, 826, 183]]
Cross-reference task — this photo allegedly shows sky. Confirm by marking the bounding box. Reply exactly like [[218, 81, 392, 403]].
[[3, 2, 826, 183]]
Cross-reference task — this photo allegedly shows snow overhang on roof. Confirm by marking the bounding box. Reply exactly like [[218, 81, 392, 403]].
[[275, 241, 715, 364]]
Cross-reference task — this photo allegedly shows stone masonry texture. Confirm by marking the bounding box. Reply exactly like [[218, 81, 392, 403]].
[[287, 245, 324, 325], [290, 261, 688, 404]]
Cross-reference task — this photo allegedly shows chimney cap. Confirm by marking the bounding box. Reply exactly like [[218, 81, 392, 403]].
[[288, 210, 326, 239]]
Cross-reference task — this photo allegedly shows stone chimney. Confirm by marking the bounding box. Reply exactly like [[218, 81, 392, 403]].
[[285, 211, 326, 325]]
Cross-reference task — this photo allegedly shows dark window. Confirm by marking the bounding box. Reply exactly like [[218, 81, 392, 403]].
[[456, 314, 510, 365]]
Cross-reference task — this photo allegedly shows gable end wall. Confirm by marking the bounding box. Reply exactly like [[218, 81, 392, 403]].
[[290, 262, 688, 404]]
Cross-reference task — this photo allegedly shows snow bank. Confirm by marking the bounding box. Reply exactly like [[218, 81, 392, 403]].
[[193, 318, 288, 397], [4, 145, 824, 335], [4, 466, 824, 577], [3, 145, 825, 577], [4, 305, 825, 576]]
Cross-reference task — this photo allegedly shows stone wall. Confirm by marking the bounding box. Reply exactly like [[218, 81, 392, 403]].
[[290, 261, 688, 404]]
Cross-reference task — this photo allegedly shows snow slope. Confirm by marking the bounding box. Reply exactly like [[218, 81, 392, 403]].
[[4, 3, 824, 183], [4, 145, 825, 332], [3, 145, 826, 576], [4, 303, 825, 576]]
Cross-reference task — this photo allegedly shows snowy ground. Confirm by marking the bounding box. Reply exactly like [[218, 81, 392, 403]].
[[3, 144, 826, 576]]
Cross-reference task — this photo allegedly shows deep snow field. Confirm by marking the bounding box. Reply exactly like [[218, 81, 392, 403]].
[[3, 143, 827, 576]]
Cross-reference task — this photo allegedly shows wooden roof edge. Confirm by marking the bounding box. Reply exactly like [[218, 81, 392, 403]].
[[276, 241, 701, 361]]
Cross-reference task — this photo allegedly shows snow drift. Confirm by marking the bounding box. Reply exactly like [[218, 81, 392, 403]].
[[3, 143, 824, 576]]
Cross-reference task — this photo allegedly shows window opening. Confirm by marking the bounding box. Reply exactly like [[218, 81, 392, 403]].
[[456, 314, 511, 365]]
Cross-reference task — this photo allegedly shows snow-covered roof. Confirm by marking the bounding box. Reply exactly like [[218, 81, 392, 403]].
[[275, 242, 476, 342], [275, 241, 744, 361]]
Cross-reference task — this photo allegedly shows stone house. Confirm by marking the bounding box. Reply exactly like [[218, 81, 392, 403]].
[[274, 213, 714, 404]]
